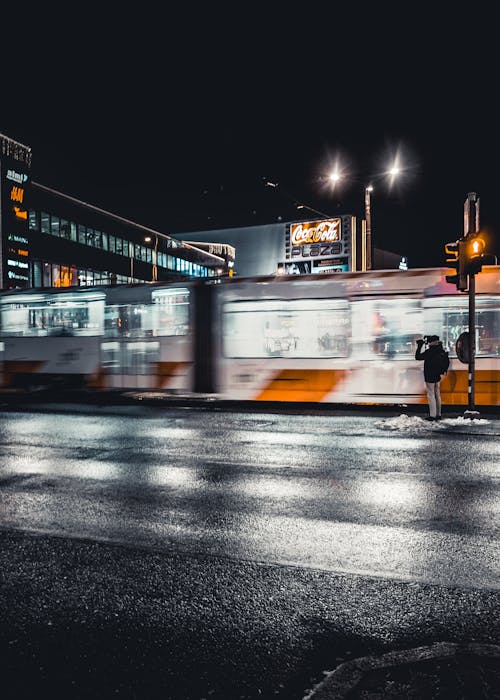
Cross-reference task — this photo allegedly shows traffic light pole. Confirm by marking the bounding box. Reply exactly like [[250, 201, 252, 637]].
[[464, 272, 480, 419]]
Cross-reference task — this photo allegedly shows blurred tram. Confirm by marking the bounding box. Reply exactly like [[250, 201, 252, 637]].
[[1, 266, 500, 406], [0, 283, 197, 393]]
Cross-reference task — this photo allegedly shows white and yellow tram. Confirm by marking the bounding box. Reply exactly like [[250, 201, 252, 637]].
[[1, 267, 499, 406]]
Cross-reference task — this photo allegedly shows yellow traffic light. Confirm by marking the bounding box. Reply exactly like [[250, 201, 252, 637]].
[[445, 239, 468, 290], [445, 241, 459, 263], [469, 236, 485, 256], [464, 235, 486, 275]]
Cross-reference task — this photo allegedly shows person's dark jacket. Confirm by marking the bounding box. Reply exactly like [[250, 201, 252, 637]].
[[415, 340, 445, 383]]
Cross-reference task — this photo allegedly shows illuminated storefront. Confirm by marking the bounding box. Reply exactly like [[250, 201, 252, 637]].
[[0, 133, 228, 290], [279, 216, 354, 275], [0, 135, 32, 289]]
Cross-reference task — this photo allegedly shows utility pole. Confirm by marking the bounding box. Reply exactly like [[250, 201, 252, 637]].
[[463, 192, 480, 420], [364, 186, 373, 271]]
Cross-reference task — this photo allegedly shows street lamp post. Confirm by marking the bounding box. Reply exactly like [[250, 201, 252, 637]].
[[129, 243, 134, 283], [365, 185, 373, 271], [329, 161, 401, 272], [144, 235, 159, 282], [153, 235, 158, 282]]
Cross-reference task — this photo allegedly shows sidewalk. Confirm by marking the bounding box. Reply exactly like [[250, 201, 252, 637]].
[[2, 387, 500, 428], [305, 642, 500, 699]]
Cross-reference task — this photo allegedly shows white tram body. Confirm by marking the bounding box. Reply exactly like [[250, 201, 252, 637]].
[[212, 267, 500, 406], [0, 283, 196, 392], [0, 267, 499, 406]]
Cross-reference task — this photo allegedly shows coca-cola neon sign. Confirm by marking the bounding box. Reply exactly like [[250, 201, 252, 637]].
[[290, 219, 341, 246]]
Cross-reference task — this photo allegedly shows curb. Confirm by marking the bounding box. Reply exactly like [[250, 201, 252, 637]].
[[303, 642, 500, 699]]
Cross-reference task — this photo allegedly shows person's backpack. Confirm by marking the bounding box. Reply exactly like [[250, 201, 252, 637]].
[[436, 349, 450, 376], [428, 348, 449, 377]]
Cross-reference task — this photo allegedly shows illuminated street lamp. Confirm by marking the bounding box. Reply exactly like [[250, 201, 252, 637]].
[[364, 184, 374, 270], [144, 235, 158, 282], [328, 161, 401, 271]]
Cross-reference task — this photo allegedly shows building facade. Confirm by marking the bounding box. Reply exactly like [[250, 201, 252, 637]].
[[0, 133, 229, 291], [171, 215, 361, 279], [1, 132, 404, 289]]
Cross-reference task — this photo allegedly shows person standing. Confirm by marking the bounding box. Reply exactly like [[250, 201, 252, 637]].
[[415, 335, 448, 421]]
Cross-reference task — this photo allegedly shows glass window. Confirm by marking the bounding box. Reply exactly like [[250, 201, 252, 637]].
[[152, 288, 190, 336], [101, 341, 120, 374], [32, 260, 42, 287], [0, 291, 105, 337], [78, 224, 87, 245], [222, 297, 350, 358], [101, 232, 108, 251], [70, 222, 77, 241], [86, 228, 95, 246], [29, 210, 39, 231], [115, 237, 123, 255], [108, 234, 115, 253], [104, 303, 154, 338], [43, 262, 51, 287], [60, 219, 70, 239], [50, 215, 60, 237], [123, 341, 159, 375], [425, 296, 500, 357], [351, 298, 422, 360], [41, 212, 50, 234]]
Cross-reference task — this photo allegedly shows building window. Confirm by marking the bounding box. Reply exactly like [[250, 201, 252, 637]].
[[50, 215, 60, 237], [29, 210, 39, 231], [41, 212, 50, 234], [60, 219, 70, 239]]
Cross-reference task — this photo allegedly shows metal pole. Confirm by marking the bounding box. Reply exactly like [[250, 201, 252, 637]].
[[464, 272, 480, 419], [463, 192, 480, 419], [153, 235, 158, 282], [365, 187, 372, 271]]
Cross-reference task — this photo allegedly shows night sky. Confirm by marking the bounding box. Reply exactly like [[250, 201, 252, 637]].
[[2, 11, 498, 270]]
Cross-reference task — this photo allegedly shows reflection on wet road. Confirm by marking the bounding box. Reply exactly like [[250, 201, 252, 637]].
[[0, 408, 499, 589]]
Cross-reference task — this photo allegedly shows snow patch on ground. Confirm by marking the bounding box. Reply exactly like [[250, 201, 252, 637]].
[[375, 414, 491, 431]]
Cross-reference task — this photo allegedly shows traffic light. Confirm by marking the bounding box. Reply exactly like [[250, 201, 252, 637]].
[[445, 239, 467, 291], [463, 235, 486, 275]]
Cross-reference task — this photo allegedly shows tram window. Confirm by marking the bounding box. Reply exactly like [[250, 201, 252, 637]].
[[152, 289, 190, 336], [101, 341, 120, 374], [351, 298, 422, 360], [1, 294, 105, 336], [425, 296, 500, 357], [222, 298, 350, 359], [123, 342, 159, 375], [104, 304, 154, 337], [476, 309, 500, 356]]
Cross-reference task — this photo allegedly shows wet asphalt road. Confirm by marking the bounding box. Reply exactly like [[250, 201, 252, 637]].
[[0, 402, 499, 699]]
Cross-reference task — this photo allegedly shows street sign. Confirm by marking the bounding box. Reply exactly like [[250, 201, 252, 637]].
[[456, 331, 470, 364]]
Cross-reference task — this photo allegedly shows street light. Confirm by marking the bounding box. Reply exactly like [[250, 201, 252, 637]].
[[144, 236, 158, 282], [328, 160, 401, 271], [365, 184, 373, 271]]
